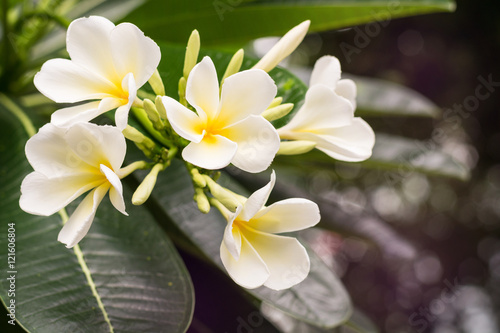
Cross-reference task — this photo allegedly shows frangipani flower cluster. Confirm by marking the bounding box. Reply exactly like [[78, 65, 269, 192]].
[[20, 15, 375, 290]]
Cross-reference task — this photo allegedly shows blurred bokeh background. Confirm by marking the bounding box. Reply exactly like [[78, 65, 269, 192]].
[[285, 0, 500, 332], [187, 0, 500, 332]]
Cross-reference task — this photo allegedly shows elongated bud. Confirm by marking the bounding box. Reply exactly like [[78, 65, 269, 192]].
[[190, 168, 207, 188], [132, 163, 163, 205], [194, 188, 210, 213], [262, 103, 294, 122], [155, 95, 167, 119], [143, 99, 164, 130], [183, 29, 200, 79], [203, 175, 240, 212], [178, 77, 187, 106], [148, 69, 165, 96], [253, 20, 310, 72], [122, 125, 156, 150], [268, 97, 283, 109], [221, 49, 244, 86], [278, 140, 316, 155]]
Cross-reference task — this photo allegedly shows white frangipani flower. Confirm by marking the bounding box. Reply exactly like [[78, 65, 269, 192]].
[[20, 123, 129, 248], [162, 56, 280, 173], [34, 16, 161, 130], [220, 171, 320, 290], [278, 56, 375, 161], [309, 56, 358, 109], [253, 20, 310, 72]]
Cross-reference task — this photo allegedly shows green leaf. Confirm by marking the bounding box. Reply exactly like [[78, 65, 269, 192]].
[[0, 106, 194, 332], [365, 133, 470, 180], [31, 0, 146, 62], [261, 303, 378, 333], [123, 0, 456, 46], [275, 133, 470, 181], [351, 75, 441, 118], [136, 160, 352, 328], [340, 309, 379, 333]]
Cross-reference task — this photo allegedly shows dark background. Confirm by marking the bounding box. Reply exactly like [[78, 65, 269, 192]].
[[186, 0, 500, 332], [304, 0, 500, 331]]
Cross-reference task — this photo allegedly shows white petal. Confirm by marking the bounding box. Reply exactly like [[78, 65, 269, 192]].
[[222, 210, 242, 260], [239, 171, 276, 222], [34, 58, 117, 103], [182, 135, 237, 170], [336, 79, 357, 110], [100, 164, 127, 215], [220, 233, 270, 289], [19, 171, 103, 216], [58, 184, 109, 248], [163, 96, 204, 143], [25, 123, 79, 177], [243, 228, 310, 290], [51, 98, 121, 128], [114, 73, 137, 130], [301, 118, 375, 162], [65, 123, 126, 171], [249, 198, 320, 233], [253, 20, 310, 72], [110, 22, 161, 88], [66, 16, 118, 82], [310, 55, 341, 89], [185, 57, 220, 121], [218, 69, 277, 125], [279, 85, 353, 135], [223, 116, 280, 173]]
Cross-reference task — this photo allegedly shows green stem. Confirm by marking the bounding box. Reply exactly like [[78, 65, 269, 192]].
[[0, 93, 36, 136], [117, 160, 149, 179], [131, 107, 173, 148]]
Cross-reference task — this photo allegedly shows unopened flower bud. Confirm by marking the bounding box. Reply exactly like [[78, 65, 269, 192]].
[[178, 76, 187, 106], [148, 69, 165, 96], [268, 97, 283, 109], [253, 20, 310, 72], [183, 29, 200, 79], [203, 175, 240, 212], [194, 188, 210, 214], [190, 168, 207, 188], [143, 99, 164, 130], [122, 125, 156, 150], [221, 49, 244, 86], [132, 163, 163, 205], [277, 140, 316, 155], [262, 103, 294, 122], [155, 95, 167, 119]]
